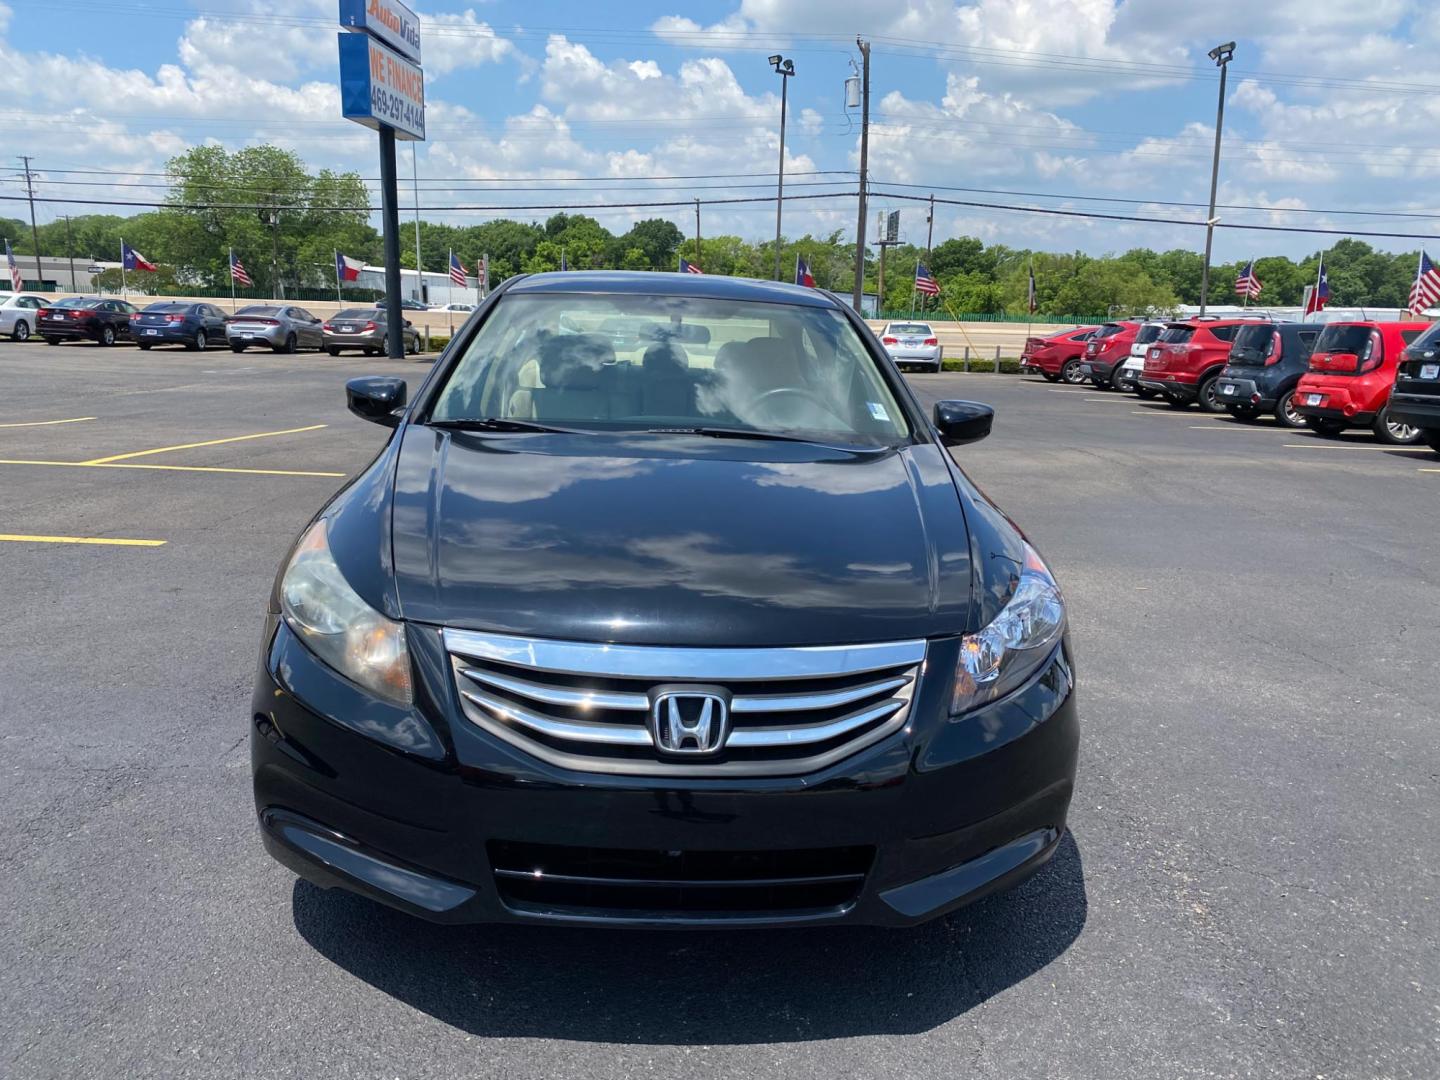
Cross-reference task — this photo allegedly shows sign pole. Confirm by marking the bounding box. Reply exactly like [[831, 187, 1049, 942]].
[[379, 127, 405, 360]]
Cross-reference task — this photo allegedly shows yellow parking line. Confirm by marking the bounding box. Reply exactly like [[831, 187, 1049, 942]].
[[0, 458, 345, 478], [1189, 425, 1290, 432], [1420, 468, 1440, 473], [1282, 443, 1433, 453], [0, 533, 165, 547], [81, 424, 327, 464], [0, 416, 97, 429]]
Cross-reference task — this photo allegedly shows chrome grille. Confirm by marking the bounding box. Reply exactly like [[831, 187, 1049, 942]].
[[443, 629, 925, 777]]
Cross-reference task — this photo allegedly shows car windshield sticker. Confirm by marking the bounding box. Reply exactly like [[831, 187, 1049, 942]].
[[867, 402, 888, 421]]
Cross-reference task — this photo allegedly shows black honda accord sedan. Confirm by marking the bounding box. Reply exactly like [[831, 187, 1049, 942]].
[[252, 271, 1077, 927]]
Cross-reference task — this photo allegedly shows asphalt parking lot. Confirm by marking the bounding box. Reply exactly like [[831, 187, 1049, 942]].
[[3, 341, 1437, 1079]]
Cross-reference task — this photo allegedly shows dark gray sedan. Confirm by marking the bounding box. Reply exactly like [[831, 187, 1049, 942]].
[[226, 305, 325, 353], [322, 308, 421, 356]]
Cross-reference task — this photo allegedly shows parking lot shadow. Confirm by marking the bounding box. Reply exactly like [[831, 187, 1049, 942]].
[[290, 831, 1086, 1043]]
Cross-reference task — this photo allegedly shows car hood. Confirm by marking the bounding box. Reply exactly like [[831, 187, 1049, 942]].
[[389, 427, 974, 647]]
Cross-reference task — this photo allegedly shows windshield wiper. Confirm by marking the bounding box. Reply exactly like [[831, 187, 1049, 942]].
[[427, 418, 594, 435], [642, 426, 885, 449]]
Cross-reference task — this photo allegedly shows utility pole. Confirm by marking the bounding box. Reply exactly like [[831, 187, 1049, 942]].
[[850, 38, 870, 314], [1198, 42, 1235, 317], [64, 215, 76, 291], [926, 193, 935, 257], [694, 198, 702, 271], [18, 156, 42, 283], [267, 210, 283, 300]]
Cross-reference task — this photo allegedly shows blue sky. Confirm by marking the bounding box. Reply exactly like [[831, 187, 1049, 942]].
[[2, 0, 1439, 261]]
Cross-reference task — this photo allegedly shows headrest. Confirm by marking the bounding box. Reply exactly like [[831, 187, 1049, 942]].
[[539, 333, 614, 390], [643, 341, 687, 375]]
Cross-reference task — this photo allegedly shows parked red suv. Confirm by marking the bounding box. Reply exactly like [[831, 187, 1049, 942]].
[[1020, 325, 1099, 383], [1292, 320, 1431, 443], [1079, 320, 1141, 389], [1137, 318, 1265, 411]]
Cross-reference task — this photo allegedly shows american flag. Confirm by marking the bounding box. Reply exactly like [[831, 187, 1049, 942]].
[[679, 257, 703, 274], [229, 249, 252, 286], [449, 250, 468, 287], [914, 262, 940, 296], [1408, 251, 1440, 315], [1234, 261, 1262, 299], [5, 238, 21, 291]]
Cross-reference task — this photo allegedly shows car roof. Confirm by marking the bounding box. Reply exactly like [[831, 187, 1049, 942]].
[[506, 270, 839, 308]]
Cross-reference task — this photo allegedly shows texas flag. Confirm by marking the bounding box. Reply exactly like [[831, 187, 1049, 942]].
[[122, 241, 157, 272], [794, 255, 815, 288], [335, 252, 364, 282], [1303, 260, 1330, 316]]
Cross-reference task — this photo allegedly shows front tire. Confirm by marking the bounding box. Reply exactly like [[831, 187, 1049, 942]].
[[137, 343, 152, 351], [45, 336, 59, 346], [326, 346, 341, 357], [1134, 386, 1158, 400], [1225, 404, 1260, 421], [1196, 373, 1225, 413], [1422, 429, 1440, 455], [1372, 406, 1422, 445], [11, 320, 30, 342], [100, 326, 116, 347], [1061, 359, 1086, 384], [1275, 389, 1306, 429], [1040, 371, 1060, 383], [230, 343, 246, 353]]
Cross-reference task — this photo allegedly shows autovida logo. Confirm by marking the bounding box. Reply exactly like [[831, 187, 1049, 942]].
[[367, 0, 421, 54]]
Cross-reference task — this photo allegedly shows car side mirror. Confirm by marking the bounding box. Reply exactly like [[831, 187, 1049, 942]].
[[346, 376, 407, 428], [933, 400, 993, 446]]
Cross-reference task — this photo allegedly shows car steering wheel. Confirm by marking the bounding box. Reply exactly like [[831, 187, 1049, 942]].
[[747, 385, 833, 421]]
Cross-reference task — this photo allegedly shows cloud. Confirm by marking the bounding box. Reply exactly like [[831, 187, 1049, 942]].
[[420, 10, 520, 78]]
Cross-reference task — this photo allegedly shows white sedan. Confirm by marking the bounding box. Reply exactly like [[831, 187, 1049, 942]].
[[0, 292, 49, 342], [428, 302, 476, 313], [879, 321, 943, 371]]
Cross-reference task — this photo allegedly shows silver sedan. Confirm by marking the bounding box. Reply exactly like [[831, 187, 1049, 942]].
[[0, 292, 48, 342], [225, 305, 325, 353], [879, 322, 943, 371]]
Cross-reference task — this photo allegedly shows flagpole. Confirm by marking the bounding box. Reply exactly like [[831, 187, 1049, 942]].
[[447, 249, 455, 338], [1243, 258, 1252, 308], [910, 258, 918, 319], [334, 250, 342, 307], [229, 247, 237, 312], [119, 239, 127, 300], [1307, 253, 1323, 322], [1025, 259, 1035, 347], [1413, 249, 1425, 316]]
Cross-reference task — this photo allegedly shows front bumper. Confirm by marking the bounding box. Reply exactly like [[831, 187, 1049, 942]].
[[252, 620, 1079, 928]]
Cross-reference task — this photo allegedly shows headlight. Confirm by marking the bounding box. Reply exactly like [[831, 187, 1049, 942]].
[[280, 519, 412, 705], [952, 543, 1066, 715]]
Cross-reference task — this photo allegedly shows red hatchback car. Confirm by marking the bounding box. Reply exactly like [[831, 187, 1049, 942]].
[[1020, 325, 1099, 383], [1137, 318, 1265, 411], [1293, 320, 1431, 443]]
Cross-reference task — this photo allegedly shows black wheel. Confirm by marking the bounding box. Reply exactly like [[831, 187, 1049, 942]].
[[278, 333, 297, 354], [1275, 389, 1306, 429], [137, 342, 152, 351], [1372, 406, 1422, 445], [100, 326, 116, 347], [1040, 371, 1060, 383], [230, 343, 246, 353], [44, 336, 59, 346], [1166, 396, 1191, 409], [1305, 417, 1346, 437], [1225, 404, 1260, 421], [11, 319, 30, 342], [1061, 359, 1086, 384], [1089, 375, 1111, 390], [1422, 429, 1440, 454], [326, 346, 341, 357], [1134, 386, 1158, 400], [1196, 374, 1225, 413], [188, 331, 206, 352]]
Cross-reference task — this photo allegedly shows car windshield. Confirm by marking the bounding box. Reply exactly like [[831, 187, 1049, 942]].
[[1314, 325, 1374, 355], [429, 293, 912, 446], [236, 306, 281, 317], [1403, 322, 1440, 355], [335, 309, 375, 319], [1134, 324, 1163, 345], [888, 324, 931, 335], [1228, 323, 1275, 365], [1159, 325, 1195, 344]]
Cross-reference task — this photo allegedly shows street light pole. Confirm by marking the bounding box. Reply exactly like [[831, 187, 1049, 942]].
[[1198, 41, 1235, 317], [768, 55, 795, 281]]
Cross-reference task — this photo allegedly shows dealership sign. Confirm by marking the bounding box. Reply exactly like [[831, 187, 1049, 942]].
[[338, 31, 425, 140], [338, 0, 421, 63]]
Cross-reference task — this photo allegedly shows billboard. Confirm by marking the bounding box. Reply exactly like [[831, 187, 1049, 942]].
[[339, 0, 421, 64], [338, 32, 425, 141], [885, 210, 900, 243]]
